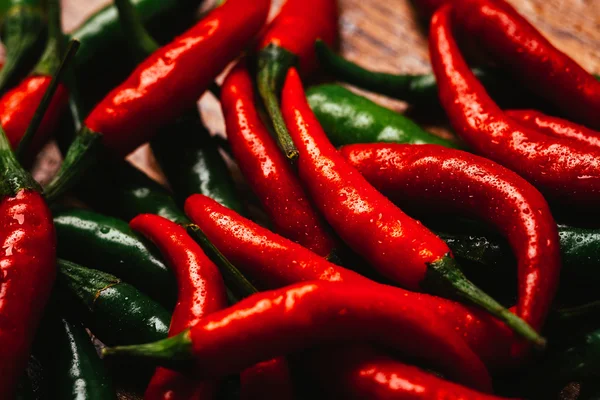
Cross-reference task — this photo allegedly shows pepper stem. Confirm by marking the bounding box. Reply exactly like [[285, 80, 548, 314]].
[[257, 44, 299, 161], [0, 124, 39, 197], [186, 224, 258, 298], [16, 39, 80, 161], [43, 125, 104, 203], [32, 0, 63, 76], [114, 0, 159, 61], [102, 329, 194, 369], [423, 254, 546, 349]]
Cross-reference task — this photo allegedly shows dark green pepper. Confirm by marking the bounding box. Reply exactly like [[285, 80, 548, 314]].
[[53, 208, 176, 307], [75, 159, 188, 225], [57, 259, 171, 346], [0, 0, 46, 93], [306, 84, 460, 148], [151, 110, 243, 213], [37, 310, 116, 399]]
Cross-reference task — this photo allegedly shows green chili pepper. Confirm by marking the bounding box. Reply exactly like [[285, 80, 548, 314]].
[[306, 84, 460, 147], [37, 309, 116, 400], [53, 208, 176, 307], [0, 0, 46, 93], [151, 110, 243, 213], [75, 159, 188, 225], [57, 259, 171, 346]]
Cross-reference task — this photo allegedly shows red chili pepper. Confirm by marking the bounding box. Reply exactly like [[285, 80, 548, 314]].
[[240, 358, 294, 400], [340, 143, 560, 339], [280, 67, 542, 346], [506, 109, 600, 150], [130, 214, 228, 400], [300, 345, 517, 399], [221, 61, 337, 258], [452, 0, 600, 130], [45, 0, 271, 201], [257, 0, 338, 159], [429, 5, 600, 209], [185, 195, 513, 370], [104, 280, 493, 391], [0, 127, 56, 397]]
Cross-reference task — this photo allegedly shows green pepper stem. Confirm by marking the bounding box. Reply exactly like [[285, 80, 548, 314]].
[[32, 0, 63, 76], [257, 44, 299, 161], [0, 123, 39, 197], [43, 125, 103, 203], [102, 329, 193, 369], [114, 0, 159, 61], [423, 254, 546, 349], [16, 39, 79, 162], [186, 224, 258, 298]]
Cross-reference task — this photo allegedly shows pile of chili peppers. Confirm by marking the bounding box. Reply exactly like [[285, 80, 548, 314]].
[[2, 0, 600, 398]]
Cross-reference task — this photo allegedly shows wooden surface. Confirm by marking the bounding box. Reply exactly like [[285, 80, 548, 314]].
[[32, 0, 600, 398]]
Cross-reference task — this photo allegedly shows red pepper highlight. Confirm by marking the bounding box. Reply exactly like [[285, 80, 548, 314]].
[[429, 5, 600, 209], [280, 67, 542, 345], [106, 281, 492, 391], [506, 109, 600, 150], [221, 62, 337, 257], [256, 0, 338, 159], [130, 214, 228, 400], [84, 0, 271, 156], [0, 77, 68, 155], [452, 0, 600, 130], [341, 143, 560, 335], [185, 195, 513, 370]]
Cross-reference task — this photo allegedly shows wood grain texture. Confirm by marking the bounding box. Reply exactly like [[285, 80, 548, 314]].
[[25, 0, 600, 398]]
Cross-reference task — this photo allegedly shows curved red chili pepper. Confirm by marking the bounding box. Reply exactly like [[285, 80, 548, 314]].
[[280, 67, 542, 345], [506, 109, 600, 150], [256, 0, 338, 159], [300, 345, 517, 399], [221, 62, 337, 258], [185, 195, 513, 370], [429, 5, 600, 209], [84, 0, 271, 156], [340, 143, 560, 338], [130, 214, 228, 400], [240, 358, 294, 400], [0, 130, 56, 397], [0, 77, 68, 155], [452, 0, 600, 130], [108, 280, 492, 391]]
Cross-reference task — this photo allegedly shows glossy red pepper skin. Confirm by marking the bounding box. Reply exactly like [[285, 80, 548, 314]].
[[0, 77, 68, 155], [0, 189, 56, 397], [506, 109, 600, 150], [130, 214, 227, 400], [341, 143, 561, 334], [452, 0, 600, 130], [430, 5, 600, 209], [300, 345, 516, 399], [84, 0, 271, 156], [240, 358, 294, 400], [182, 281, 491, 390], [185, 195, 513, 370], [221, 62, 337, 257], [258, 0, 338, 74]]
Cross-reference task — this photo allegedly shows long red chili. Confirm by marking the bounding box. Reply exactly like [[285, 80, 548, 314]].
[[340, 143, 560, 339], [104, 280, 492, 391], [240, 358, 294, 400], [280, 67, 542, 345], [0, 126, 56, 398], [299, 345, 517, 399], [130, 214, 227, 400], [429, 5, 600, 209], [221, 61, 337, 258], [45, 0, 271, 201], [506, 109, 600, 150], [452, 0, 600, 130], [185, 194, 513, 370], [257, 0, 338, 159]]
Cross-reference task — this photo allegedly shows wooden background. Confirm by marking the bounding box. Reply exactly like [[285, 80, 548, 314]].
[[34, 0, 600, 186], [35, 0, 600, 398]]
